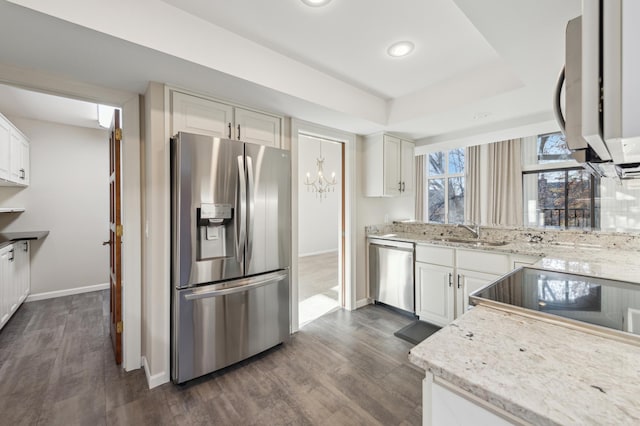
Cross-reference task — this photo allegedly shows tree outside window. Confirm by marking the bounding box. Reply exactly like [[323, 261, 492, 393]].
[[522, 132, 600, 229], [426, 148, 465, 224]]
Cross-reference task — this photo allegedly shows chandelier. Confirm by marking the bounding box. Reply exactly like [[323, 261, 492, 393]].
[[304, 140, 337, 200]]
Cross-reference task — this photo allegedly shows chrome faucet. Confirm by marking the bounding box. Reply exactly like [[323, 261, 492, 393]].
[[456, 223, 480, 239]]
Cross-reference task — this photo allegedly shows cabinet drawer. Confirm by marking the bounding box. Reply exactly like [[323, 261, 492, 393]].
[[415, 245, 454, 267], [456, 249, 509, 275]]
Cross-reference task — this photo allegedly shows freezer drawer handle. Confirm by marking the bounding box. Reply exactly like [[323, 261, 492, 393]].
[[184, 271, 288, 300]]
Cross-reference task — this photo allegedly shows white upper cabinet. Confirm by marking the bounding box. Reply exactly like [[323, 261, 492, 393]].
[[364, 133, 415, 197], [0, 113, 30, 187], [0, 116, 10, 181], [171, 91, 282, 148], [171, 91, 233, 139], [234, 107, 281, 147]]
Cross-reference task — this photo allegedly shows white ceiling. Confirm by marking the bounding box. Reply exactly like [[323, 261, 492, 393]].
[[0, 0, 582, 143], [0, 84, 104, 129]]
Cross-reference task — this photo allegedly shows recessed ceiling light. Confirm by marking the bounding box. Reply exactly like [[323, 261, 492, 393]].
[[301, 0, 332, 7], [387, 41, 415, 58]]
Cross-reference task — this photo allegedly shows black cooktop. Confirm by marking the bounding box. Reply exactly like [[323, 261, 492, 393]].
[[470, 267, 640, 335]]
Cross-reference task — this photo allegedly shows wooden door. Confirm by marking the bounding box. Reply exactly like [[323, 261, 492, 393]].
[[108, 110, 123, 364]]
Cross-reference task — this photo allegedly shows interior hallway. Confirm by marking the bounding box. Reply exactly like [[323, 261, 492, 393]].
[[298, 251, 340, 326]]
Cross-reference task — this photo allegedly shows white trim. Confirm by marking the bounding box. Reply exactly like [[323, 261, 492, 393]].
[[121, 94, 143, 372], [298, 248, 339, 258], [356, 298, 372, 309], [142, 356, 169, 389], [26, 283, 109, 302], [291, 119, 357, 330]]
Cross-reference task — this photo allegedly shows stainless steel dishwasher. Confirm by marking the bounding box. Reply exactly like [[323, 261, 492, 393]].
[[368, 238, 415, 313]]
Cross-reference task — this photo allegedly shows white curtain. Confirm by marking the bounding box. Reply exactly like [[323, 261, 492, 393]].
[[465, 139, 524, 226], [464, 146, 482, 224], [415, 155, 425, 221], [487, 139, 523, 226]]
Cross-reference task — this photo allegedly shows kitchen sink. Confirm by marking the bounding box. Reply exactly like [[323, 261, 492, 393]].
[[438, 238, 507, 247]]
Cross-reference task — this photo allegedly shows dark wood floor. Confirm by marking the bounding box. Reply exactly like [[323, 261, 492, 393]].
[[0, 291, 423, 425]]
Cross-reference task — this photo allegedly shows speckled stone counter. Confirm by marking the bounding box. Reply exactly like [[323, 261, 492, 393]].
[[408, 306, 640, 425], [370, 223, 640, 424]]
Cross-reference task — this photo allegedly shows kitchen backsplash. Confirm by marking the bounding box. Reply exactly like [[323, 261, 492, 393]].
[[366, 221, 640, 251]]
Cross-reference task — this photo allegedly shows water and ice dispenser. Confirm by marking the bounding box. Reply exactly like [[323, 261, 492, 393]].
[[197, 203, 233, 260]]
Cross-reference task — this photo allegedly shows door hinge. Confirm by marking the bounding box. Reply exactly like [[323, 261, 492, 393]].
[[116, 224, 124, 237], [115, 128, 122, 141], [116, 321, 123, 333]]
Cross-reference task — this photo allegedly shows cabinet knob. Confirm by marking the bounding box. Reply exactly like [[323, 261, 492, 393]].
[[237, 124, 241, 140], [227, 123, 231, 139], [8, 249, 14, 262], [457, 274, 461, 289], [19, 168, 25, 179], [448, 272, 452, 287], [102, 240, 111, 246], [402, 182, 405, 192]]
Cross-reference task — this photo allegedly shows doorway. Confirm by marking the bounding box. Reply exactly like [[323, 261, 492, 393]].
[[297, 134, 344, 326], [0, 81, 142, 371]]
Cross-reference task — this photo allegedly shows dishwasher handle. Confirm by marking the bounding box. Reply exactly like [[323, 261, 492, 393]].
[[368, 238, 414, 251]]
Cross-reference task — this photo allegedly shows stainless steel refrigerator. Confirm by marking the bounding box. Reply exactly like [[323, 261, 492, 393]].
[[170, 132, 291, 384]]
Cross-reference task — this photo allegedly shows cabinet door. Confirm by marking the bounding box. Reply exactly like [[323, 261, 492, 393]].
[[0, 117, 11, 180], [416, 262, 455, 326], [0, 246, 12, 328], [171, 91, 233, 138], [383, 135, 401, 196], [234, 107, 281, 147], [20, 138, 29, 185], [10, 130, 22, 182], [400, 140, 415, 194], [456, 269, 500, 318], [15, 241, 29, 303]]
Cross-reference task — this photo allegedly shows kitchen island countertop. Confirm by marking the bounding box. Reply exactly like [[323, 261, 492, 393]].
[[409, 305, 640, 425]]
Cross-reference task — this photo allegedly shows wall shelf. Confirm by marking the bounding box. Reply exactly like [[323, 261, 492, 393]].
[[0, 208, 25, 213]]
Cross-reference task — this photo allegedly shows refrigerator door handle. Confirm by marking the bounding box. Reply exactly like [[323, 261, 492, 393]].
[[183, 270, 288, 300], [246, 155, 255, 266], [236, 155, 247, 263]]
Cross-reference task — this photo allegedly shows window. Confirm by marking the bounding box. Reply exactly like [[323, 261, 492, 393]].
[[522, 132, 600, 229], [426, 148, 465, 224]]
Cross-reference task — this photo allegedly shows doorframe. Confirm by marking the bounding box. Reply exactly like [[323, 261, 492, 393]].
[[0, 67, 142, 372], [291, 119, 356, 332]]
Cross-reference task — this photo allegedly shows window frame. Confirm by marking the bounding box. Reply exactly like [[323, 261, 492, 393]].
[[425, 148, 465, 224], [522, 166, 599, 229]]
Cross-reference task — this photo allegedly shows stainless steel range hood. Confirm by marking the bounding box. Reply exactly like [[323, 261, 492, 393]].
[[555, 1, 640, 180]]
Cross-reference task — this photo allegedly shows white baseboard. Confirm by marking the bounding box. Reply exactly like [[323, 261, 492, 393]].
[[356, 298, 372, 309], [298, 248, 338, 258], [142, 356, 170, 389], [26, 282, 110, 302]]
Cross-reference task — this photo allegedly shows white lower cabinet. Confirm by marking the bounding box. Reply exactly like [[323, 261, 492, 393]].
[[415, 244, 512, 326], [455, 269, 502, 317], [416, 262, 455, 325], [424, 374, 522, 426], [0, 241, 30, 330]]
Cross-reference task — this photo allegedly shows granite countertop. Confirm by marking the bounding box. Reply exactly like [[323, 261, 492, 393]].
[[409, 306, 640, 425], [0, 231, 49, 249], [393, 227, 640, 424], [368, 232, 640, 284]]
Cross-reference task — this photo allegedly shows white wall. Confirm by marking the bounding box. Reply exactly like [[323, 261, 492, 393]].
[[0, 117, 109, 295], [355, 135, 414, 302], [140, 82, 170, 388], [298, 135, 341, 256], [600, 178, 640, 232]]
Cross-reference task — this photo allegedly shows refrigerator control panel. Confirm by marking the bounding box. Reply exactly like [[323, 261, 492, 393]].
[[200, 203, 232, 222]]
